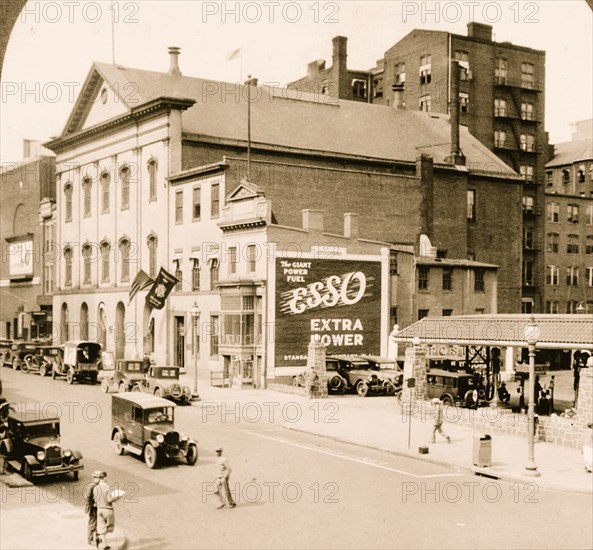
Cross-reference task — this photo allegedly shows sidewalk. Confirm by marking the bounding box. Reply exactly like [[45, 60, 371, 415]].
[[0, 479, 127, 550], [187, 375, 593, 495]]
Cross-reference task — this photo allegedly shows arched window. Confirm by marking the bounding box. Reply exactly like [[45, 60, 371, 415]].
[[148, 159, 157, 201], [100, 172, 110, 214], [147, 234, 157, 278], [82, 243, 93, 284], [64, 183, 73, 222], [120, 166, 130, 210], [100, 241, 111, 283], [64, 246, 73, 286], [82, 178, 92, 217], [119, 238, 131, 282]]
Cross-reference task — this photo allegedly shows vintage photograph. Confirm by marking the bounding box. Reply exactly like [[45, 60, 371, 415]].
[[0, 1, 592, 548]]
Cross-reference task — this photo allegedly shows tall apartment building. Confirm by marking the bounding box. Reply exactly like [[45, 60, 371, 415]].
[[544, 126, 593, 314], [290, 23, 548, 313]]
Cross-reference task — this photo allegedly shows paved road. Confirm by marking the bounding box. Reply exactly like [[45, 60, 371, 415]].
[[1, 367, 592, 549]]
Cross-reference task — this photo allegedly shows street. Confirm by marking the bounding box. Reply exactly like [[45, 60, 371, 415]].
[[1, 367, 592, 550]]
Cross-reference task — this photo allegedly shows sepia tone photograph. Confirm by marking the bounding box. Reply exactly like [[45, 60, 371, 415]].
[[0, 1, 592, 548]]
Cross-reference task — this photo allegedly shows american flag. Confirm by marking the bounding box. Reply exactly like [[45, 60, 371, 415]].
[[128, 269, 154, 305]]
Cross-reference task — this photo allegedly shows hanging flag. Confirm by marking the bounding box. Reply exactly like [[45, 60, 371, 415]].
[[227, 47, 241, 61], [145, 267, 179, 310], [128, 269, 154, 305]]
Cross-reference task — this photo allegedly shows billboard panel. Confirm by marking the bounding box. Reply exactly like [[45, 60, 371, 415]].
[[9, 240, 33, 277], [275, 257, 382, 368]]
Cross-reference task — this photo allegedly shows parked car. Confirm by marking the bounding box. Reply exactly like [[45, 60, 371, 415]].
[[54, 341, 102, 384], [0, 408, 83, 482], [425, 369, 479, 408], [329, 355, 401, 397], [101, 359, 146, 393], [2, 342, 38, 370], [111, 393, 198, 469], [21, 346, 63, 377], [0, 340, 12, 365], [133, 366, 192, 405]]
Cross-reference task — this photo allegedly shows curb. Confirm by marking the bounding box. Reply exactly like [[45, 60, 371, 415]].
[[283, 425, 593, 495]]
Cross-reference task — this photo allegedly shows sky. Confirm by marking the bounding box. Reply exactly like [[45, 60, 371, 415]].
[[0, 0, 591, 163]]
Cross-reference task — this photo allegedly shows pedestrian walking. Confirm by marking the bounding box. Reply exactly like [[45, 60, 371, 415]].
[[431, 398, 451, 443], [142, 353, 151, 374], [214, 448, 236, 509], [92, 471, 124, 550], [84, 471, 102, 547], [584, 422, 593, 473], [304, 366, 319, 399]]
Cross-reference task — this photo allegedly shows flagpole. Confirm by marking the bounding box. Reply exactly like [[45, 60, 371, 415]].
[[111, 0, 116, 64], [240, 48, 243, 83], [247, 75, 251, 180]]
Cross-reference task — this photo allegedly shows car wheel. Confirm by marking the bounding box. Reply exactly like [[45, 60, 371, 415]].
[[442, 395, 454, 407], [21, 462, 32, 482], [119, 382, 127, 393], [144, 444, 158, 469], [356, 381, 369, 397], [465, 390, 479, 410], [66, 369, 75, 385], [154, 388, 163, 398], [114, 432, 125, 455], [72, 470, 79, 481], [328, 375, 343, 393], [186, 444, 198, 466], [101, 379, 110, 393], [131, 384, 141, 392]]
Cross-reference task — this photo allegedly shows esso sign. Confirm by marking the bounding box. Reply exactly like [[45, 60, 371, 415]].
[[284, 271, 367, 315]]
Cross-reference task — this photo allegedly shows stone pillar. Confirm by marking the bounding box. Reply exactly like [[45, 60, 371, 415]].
[[402, 345, 428, 403], [307, 339, 328, 398]]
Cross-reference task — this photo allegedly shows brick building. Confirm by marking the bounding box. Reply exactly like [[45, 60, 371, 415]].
[[45, 49, 518, 382], [290, 23, 548, 313], [0, 142, 55, 340], [544, 128, 593, 314]]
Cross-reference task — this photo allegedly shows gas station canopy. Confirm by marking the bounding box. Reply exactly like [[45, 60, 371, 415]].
[[394, 314, 593, 350]]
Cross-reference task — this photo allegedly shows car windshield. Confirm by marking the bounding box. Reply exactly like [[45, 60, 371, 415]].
[[22, 422, 59, 438], [145, 408, 173, 424]]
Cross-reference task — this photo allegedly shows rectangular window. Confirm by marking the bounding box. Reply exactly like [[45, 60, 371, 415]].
[[210, 258, 219, 289], [419, 54, 431, 84], [395, 62, 405, 85], [578, 165, 586, 183], [389, 306, 398, 328], [586, 267, 593, 287], [210, 315, 219, 357], [521, 62, 535, 88], [373, 77, 383, 98], [523, 227, 534, 249], [494, 98, 507, 117], [175, 191, 183, 224], [467, 190, 476, 221], [418, 309, 429, 320], [566, 301, 579, 314], [442, 309, 453, 317], [247, 245, 256, 273], [148, 160, 157, 201], [101, 173, 110, 214], [523, 196, 534, 213], [546, 233, 558, 253], [192, 186, 201, 220], [567, 234, 579, 254], [419, 95, 431, 112], [562, 169, 571, 184], [521, 102, 534, 120], [494, 130, 507, 148], [65, 186, 72, 222], [495, 58, 507, 84], [545, 301, 558, 314], [459, 93, 469, 113], [588, 205, 593, 225], [211, 183, 220, 218], [83, 181, 91, 217], [83, 247, 92, 285], [101, 244, 110, 283], [566, 266, 579, 286], [418, 267, 429, 290], [229, 247, 237, 275], [546, 171, 553, 186], [120, 167, 130, 210], [474, 269, 485, 292], [442, 269, 452, 291], [352, 79, 367, 99], [454, 50, 470, 80], [523, 261, 534, 286], [64, 249, 72, 286], [520, 133, 535, 152], [191, 259, 200, 291], [175, 263, 182, 291], [547, 202, 559, 222], [520, 165, 534, 182], [568, 204, 579, 223], [389, 252, 398, 275], [546, 265, 559, 285], [586, 236, 593, 254]]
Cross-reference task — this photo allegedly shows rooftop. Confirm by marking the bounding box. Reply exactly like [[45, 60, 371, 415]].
[[546, 138, 593, 168]]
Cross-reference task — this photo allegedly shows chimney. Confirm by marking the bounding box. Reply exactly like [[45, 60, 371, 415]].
[[343, 213, 359, 239], [392, 84, 405, 110], [168, 46, 181, 76], [302, 209, 324, 232], [307, 59, 326, 79], [331, 36, 348, 98], [467, 22, 492, 41], [445, 61, 465, 166]]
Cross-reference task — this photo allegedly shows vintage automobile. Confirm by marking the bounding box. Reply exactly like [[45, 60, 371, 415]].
[[21, 346, 63, 377], [330, 355, 401, 397], [133, 366, 192, 405], [0, 340, 12, 365], [111, 393, 198, 469], [101, 359, 146, 393], [54, 341, 102, 384], [2, 342, 38, 370], [425, 369, 480, 408], [0, 408, 83, 482]]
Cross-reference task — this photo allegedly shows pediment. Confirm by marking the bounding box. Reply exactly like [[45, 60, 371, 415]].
[[226, 178, 265, 202]]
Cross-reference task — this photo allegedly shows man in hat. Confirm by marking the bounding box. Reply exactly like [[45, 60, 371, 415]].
[[431, 398, 451, 444], [214, 448, 236, 509], [84, 471, 102, 546], [92, 471, 115, 549]]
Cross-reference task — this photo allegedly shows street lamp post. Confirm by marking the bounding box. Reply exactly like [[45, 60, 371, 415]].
[[190, 303, 201, 401], [523, 317, 540, 477]]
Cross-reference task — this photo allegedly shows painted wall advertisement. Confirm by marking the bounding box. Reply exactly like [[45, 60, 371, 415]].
[[8, 240, 33, 277], [275, 257, 382, 368]]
